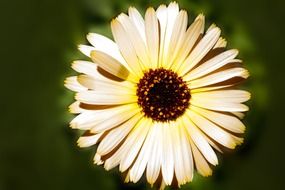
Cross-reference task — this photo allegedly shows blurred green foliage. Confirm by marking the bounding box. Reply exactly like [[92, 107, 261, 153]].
[[0, 0, 284, 190]]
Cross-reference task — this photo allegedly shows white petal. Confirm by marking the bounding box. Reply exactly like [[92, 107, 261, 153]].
[[146, 122, 162, 185], [97, 113, 142, 155], [71, 60, 101, 78], [171, 14, 205, 72], [161, 123, 174, 185], [189, 139, 212, 176], [187, 110, 237, 149], [165, 10, 188, 69], [111, 19, 144, 77], [77, 74, 135, 94], [86, 33, 128, 67], [188, 67, 249, 89], [90, 106, 140, 133], [64, 76, 87, 92], [90, 50, 130, 80], [78, 45, 95, 57], [182, 115, 218, 165], [145, 7, 159, 69], [184, 49, 239, 81], [117, 13, 150, 69], [129, 122, 157, 183], [192, 90, 251, 103], [191, 106, 246, 134], [190, 84, 233, 93], [68, 101, 83, 114], [104, 118, 151, 171], [70, 104, 137, 130], [214, 37, 227, 48], [76, 91, 137, 105], [77, 133, 103, 148], [128, 7, 146, 43], [178, 27, 221, 76]]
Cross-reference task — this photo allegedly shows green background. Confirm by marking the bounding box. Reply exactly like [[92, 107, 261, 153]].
[[1, 0, 284, 189]]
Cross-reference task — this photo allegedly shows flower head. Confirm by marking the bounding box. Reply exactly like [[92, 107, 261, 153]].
[[65, 2, 250, 189]]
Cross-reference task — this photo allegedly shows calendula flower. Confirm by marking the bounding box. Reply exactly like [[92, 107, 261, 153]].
[[65, 2, 250, 189]]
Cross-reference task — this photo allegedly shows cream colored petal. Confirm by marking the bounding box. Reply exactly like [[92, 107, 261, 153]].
[[91, 107, 140, 133], [64, 76, 87, 92], [128, 7, 146, 43], [214, 37, 227, 48], [103, 118, 151, 171], [171, 14, 205, 72], [156, 4, 168, 67], [161, 123, 174, 185], [232, 112, 245, 119], [159, 2, 179, 68], [184, 49, 239, 81], [90, 50, 130, 80], [190, 98, 249, 112], [188, 67, 249, 89], [77, 133, 103, 148], [190, 85, 234, 93], [129, 122, 157, 183], [71, 60, 101, 78], [145, 7, 159, 69], [70, 104, 137, 130], [117, 13, 150, 69], [97, 113, 142, 155], [94, 153, 103, 165], [75, 90, 137, 105], [189, 139, 212, 176], [86, 33, 128, 67], [178, 27, 221, 76], [77, 75, 135, 94], [78, 45, 95, 57], [119, 118, 151, 173], [146, 122, 162, 185], [111, 19, 144, 77], [178, 123, 194, 183], [68, 101, 83, 114], [192, 90, 251, 103], [182, 115, 218, 165], [187, 110, 237, 149], [164, 10, 188, 69]]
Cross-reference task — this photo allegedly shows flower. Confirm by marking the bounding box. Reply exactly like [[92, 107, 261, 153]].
[[65, 2, 250, 189]]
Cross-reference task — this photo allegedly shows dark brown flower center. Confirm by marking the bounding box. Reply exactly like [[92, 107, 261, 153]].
[[136, 68, 190, 122]]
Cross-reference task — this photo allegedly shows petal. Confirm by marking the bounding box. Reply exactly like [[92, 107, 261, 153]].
[[77, 75, 135, 94], [182, 115, 218, 165], [188, 67, 249, 89], [191, 90, 251, 103], [184, 49, 239, 81], [111, 19, 144, 78], [77, 133, 103, 148], [86, 33, 128, 67], [146, 122, 162, 185], [189, 139, 212, 176], [187, 110, 237, 149], [117, 13, 150, 69], [129, 122, 157, 183], [64, 76, 87, 92], [97, 113, 143, 155], [128, 7, 146, 43], [75, 90, 137, 105], [161, 123, 174, 185], [145, 7, 159, 69], [70, 104, 137, 130], [164, 10, 188, 69], [191, 106, 246, 133], [90, 50, 130, 80], [214, 37, 227, 48], [78, 45, 95, 57], [177, 27, 221, 76], [171, 14, 205, 72]]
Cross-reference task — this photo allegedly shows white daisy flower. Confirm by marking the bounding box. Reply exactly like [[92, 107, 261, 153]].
[[65, 2, 250, 189]]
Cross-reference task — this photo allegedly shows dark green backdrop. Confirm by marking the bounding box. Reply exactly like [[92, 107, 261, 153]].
[[1, 0, 284, 190]]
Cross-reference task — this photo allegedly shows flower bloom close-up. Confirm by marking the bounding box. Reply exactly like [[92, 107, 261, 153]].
[[65, 2, 250, 189]]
